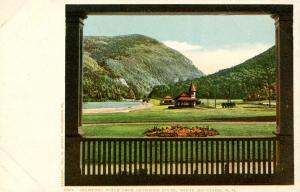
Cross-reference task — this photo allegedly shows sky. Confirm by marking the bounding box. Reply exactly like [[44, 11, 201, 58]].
[[84, 15, 275, 75]]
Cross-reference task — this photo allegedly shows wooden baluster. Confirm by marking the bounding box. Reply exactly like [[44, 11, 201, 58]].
[[226, 140, 230, 174], [155, 140, 158, 175], [175, 140, 178, 175], [247, 140, 250, 174], [124, 141, 127, 175], [149, 140, 152, 175], [139, 140, 142, 174], [252, 140, 256, 174], [186, 141, 189, 174], [97, 141, 101, 175], [160, 140, 163, 175], [258, 140, 261, 174], [221, 140, 225, 174], [191, 141, 194, 174], [201, 141, 204, 175], [180, 141, 183, 174], [103, 140, 106, 175], [113, 140, 117, 175], [118, 141, 122, 175], [195, 140, 199, 175], [108, 141, 111, 175], [145, 140, 148, 175], [170, 141, 173, 175], [231, 140, 235, 174], [262, 140, 265, 174], [273, 139, 276, 174], [129, 140, 132, 175], [102, 141, 105, 175], [87, 140, 90, 175], [216, 140, 219, 174], [211, 140, 214, 174], [237, 140, 240, 174], [268, 139, 272, 174], [206, 140, 209, 174], [196, 140, 199, 175], [134, 140, 137, 175], [242, 140, 245, 175], [82, 140, 86, 175], [92, 141, 96, 175], [90, 141, 93, 175], [165, 141, 168, 175]]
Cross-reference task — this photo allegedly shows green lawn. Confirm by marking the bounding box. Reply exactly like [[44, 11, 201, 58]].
[[81, 99, 276, 163], [82, 99, 276, 124], [82, 124, 275, 138]]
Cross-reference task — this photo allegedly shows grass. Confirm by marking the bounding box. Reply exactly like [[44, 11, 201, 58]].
[[82, 124, 275, 138], [82, 99, 276, 124], [81, 99, 276, 163]]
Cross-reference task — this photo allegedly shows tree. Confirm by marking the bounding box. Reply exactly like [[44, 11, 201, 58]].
[[201, 78, 212, 107], [261, 49, 275, 107], [128, 88, 135, 99], [212, 79, 219, 108]]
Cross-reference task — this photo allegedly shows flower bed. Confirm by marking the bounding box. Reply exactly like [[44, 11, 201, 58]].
[[144, 125, 219, 137]]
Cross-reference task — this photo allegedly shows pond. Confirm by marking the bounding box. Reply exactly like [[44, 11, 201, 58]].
[[82, 101, 143, 109]]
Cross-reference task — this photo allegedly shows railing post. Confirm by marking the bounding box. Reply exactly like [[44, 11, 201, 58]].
[[65, 11, 87, 185], [272, 10, 293, 184]]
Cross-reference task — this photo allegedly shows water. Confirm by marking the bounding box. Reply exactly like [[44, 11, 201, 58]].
[[83, 101, 143, 109]]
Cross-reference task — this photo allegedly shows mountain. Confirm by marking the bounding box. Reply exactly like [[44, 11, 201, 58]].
[[149, 46, 276, 100], [83, 34, 204, 101]]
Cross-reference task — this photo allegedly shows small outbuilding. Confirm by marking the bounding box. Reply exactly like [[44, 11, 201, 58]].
[[160, 95, 173, 105], [174, 83, 197, 107]]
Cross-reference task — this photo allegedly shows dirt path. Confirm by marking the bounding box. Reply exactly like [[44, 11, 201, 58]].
[[82, 102, 153, 114], [82, 121, 275, 127]]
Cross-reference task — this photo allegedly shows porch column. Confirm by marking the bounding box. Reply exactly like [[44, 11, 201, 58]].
[[65, 12, 87, 185], [272, 13, 293, 183]]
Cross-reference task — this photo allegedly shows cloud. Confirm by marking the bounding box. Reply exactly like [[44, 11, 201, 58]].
[[163, 41, 202, 52], [163, 41, 273, 75]]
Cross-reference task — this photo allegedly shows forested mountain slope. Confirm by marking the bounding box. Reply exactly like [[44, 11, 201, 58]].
[[83, 34, 204, 101], [149, 46, 275, 100]]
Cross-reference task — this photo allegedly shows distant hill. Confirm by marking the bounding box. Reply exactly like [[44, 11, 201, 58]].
[[83, 34, 204, 101], [149, 46, 275, 100]]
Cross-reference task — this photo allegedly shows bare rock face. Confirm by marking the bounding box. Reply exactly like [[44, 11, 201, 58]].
[[144, 125, 219, 137]]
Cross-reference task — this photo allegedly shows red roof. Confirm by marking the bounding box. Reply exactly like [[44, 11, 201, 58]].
[[190, 83, 196, 92], [174, 92, 189, 100], [174, 92, 196, 101], [176, 97, 196, 101], [174, 84, 197, 102], [163, 96, 172, 99]]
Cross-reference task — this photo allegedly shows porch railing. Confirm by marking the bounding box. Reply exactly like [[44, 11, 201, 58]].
[[80, 137, 277, 176]]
